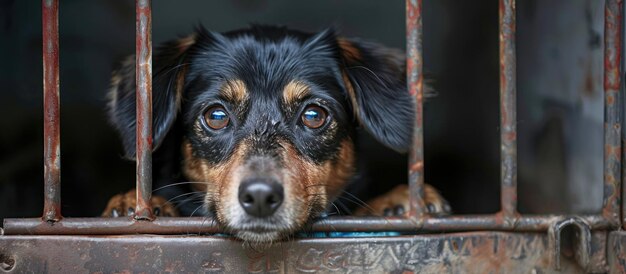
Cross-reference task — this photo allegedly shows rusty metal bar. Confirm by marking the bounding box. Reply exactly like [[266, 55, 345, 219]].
[[603, 0, 623, 228], [42, 0, 62, 223], [498, 0, 518, 223], [406, 0, 427, 219], [135, 0, 154, 220], [2, 214, 614, 235]]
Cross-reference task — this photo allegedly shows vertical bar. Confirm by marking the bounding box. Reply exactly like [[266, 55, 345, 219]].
[[135, 0, 154, 220], [498, 0, 518, 221], [42, 0, 62, 222], [407, 0, 427, 219], [604, 0, 623, 228]]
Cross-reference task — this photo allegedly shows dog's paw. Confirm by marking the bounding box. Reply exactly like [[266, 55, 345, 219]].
[[101, 189, 179, 217], [354, 184, 451, 217]]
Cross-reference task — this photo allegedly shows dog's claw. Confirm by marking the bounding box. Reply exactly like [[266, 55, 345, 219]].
[[102, 189, 179, 217], [354, 184, 451, 217], [426, 203, 436, 213], [393, 205, 405, 215]]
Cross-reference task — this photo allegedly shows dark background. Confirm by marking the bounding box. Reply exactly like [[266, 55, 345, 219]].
[[0, 0, 607, 223]]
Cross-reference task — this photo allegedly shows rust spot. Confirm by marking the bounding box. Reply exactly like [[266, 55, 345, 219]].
[[451, 240, 459, 252], [607, 94, 615, 105], [409, 161, 423, 173]]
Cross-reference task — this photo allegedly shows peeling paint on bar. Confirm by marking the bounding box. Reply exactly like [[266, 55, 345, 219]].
[[42, 0, 62, 223], [498, 0, 519, 224], [135, 0, 154, 221], [406, 0, 427, 220], [603, 0, 623, 229]]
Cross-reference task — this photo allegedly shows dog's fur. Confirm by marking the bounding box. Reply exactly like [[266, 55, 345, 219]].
[[103, 25, 448, 244]]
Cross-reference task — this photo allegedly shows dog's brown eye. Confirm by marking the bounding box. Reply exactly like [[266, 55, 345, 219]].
[[204, 106, 230, 130], [301, 105, 327, 129]]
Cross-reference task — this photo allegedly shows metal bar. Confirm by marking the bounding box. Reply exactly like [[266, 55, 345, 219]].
[[406, 0, 427, 219], [42, 0, 62, 223], [135, 0, 154, 220], [498, 0, 518, 223], [603, 0, 623, 228], [2, 214, 614, 235]]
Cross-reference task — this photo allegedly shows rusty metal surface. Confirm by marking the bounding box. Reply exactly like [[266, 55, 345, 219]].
[[42, 0, 62, 223], [406, 0, 427, 219], [548, 217, 593, 271], [603, 0, 623, 228], [607, 231, 626, 274], [135, 0, 154, 221], [0, 232, 596, 273], [604, 231, 626, 274], [498, 0, 519, 223], [2, 214, 615, 235]]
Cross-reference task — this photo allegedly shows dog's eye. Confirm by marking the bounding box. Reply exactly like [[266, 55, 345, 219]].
[[204, 106, 230, 130], [301, 105, 327, 129]]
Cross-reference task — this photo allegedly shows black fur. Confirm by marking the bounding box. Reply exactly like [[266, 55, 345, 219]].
[[339, 38, 414, 153], [108, 25, 413, 215]]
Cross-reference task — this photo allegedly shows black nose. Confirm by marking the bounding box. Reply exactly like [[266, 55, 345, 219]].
[[238, 180, 284, 217]]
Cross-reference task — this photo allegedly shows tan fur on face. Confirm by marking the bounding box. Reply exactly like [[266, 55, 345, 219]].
[[182, 139, 248, 223], [281, 139, 355, 226], [182, 137, 356, 239], [220, 79, 248, 103], [282, 80, 310, 105]]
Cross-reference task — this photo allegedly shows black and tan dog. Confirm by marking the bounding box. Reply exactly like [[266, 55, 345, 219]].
[[103, 25, 449, 243]]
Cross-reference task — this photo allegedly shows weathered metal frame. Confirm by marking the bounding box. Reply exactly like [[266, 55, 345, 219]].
[[0, 0, 624, 272]]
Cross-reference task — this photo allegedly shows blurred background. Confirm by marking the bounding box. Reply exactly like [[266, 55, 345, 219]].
[[0, 0, 609, 223]]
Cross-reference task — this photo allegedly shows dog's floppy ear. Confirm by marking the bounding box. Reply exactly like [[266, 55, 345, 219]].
[[108, 34, 196, 158], [337, 37, 414, 153]]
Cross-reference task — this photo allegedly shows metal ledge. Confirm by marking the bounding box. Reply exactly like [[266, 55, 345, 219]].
[[0, 232, 605, 273]]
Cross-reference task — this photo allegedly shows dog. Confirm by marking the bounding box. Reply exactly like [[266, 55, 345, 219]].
[[102, 25, 449, 243]]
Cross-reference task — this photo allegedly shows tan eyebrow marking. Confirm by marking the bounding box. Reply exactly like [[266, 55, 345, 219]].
[[283, 80, 311, 105], [220, 79, 248, 103]]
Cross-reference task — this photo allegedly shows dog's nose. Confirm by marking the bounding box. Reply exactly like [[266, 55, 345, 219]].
[[238, 180, 284, 217]]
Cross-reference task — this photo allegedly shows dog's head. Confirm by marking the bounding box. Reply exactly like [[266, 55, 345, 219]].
[[108, 25, 413, 243]]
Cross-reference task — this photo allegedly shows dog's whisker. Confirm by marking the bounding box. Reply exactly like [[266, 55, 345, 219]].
[[152, 181, 211, 193], [339, 190, 377, 213], [161, 191, 205, 207], [189, 203, 207, 217], [173, 193, 206, 210]]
